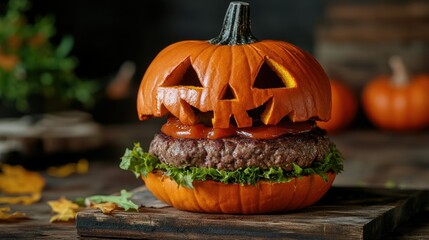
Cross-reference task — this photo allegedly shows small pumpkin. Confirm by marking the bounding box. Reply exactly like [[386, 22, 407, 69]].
[[144, 171, 336, 214], [362, 56, 429, 131], [318, 79, 358, 132], [137, 3, 331, 129]]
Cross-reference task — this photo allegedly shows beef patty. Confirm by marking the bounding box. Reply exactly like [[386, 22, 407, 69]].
[[149, 129, 332, 171]]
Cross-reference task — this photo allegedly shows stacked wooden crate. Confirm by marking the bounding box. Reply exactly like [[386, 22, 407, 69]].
[[315, 0, 429, 92]]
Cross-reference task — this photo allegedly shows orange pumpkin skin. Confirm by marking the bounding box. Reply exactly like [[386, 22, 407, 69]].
[[137, 40, 331, 129], [143, 171, 336, 214], [362, 75, 429, 131], [318, 80, 358, 132]]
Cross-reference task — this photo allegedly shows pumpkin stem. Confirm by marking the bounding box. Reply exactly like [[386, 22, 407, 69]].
[[389, 55, 409, 86], [209, 1, 257, 45]]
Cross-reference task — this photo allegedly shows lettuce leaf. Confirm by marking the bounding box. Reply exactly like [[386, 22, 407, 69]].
[[120, 143, 158, 178], [120, 143, 344, 189], [87, 190, 139, 211]]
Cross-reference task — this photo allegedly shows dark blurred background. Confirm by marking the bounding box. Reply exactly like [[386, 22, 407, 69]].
[[27, 0, 324, 78]]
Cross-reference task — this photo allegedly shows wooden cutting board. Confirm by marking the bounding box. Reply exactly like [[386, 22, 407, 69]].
[[76, 187, 428, 240]]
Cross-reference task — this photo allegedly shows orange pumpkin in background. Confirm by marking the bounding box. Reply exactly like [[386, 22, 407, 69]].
[[362, 56, 429, 131], [318, 79, 358, 132]]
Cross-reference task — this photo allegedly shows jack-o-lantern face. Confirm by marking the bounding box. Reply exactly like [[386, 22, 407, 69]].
[[137, 2, 331, 129]]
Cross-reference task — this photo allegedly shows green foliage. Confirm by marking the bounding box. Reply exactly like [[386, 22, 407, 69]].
[[0, 0, 98, 112], [120, 143, 344, 189]]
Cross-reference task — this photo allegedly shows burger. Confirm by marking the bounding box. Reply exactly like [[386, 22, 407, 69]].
[[120, 2, 343, 214]]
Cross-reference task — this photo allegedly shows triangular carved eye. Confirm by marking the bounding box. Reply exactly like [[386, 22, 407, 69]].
[[220, 84, 236, 100], [253, 58, 296, 89], [179, 65, 203, 87], [162, 57, 203, 88]]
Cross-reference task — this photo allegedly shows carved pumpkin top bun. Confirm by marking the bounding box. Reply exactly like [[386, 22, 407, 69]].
[[137, 2, 331, 129]]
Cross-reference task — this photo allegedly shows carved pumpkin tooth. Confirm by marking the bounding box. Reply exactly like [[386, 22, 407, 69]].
[[178, 100, 196, 125], [232, 111, 252, 128]]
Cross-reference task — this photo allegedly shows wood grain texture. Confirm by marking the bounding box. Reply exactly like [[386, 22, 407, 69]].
[[76, 187, 428, 240], [318, 1, 429, 43], [388, 210, 429, 240]]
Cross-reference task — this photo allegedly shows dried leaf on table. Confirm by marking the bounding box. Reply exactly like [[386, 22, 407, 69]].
[[0, 207, 30, 221], [47, 159, 89, 177], [76, 159, 89, 174], [91, 202, 118, 214], [0, 192, 41, 205], [87, 189, 139, 211], [0, 165, 45, 194], [46, 163, 76, 178], [47, 196, 80, 223]]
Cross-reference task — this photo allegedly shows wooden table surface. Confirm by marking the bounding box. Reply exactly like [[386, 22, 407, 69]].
[[0, 123, 428, 239]]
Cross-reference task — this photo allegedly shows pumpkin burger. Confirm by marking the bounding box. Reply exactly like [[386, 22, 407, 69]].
[[120, 2, 343, 214]]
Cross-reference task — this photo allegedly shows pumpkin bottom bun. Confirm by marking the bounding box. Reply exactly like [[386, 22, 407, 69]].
[[143, 170, 337, 214]]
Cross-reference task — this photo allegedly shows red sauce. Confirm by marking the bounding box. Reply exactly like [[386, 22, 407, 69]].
[[236, 121, 315, 139], [161, 117, 315, 140]]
